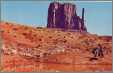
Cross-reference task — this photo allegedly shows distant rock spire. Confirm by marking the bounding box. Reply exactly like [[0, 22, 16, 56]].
[[47, 2, 87, 32]]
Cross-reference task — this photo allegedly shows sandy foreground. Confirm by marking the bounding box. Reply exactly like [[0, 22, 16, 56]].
[[0, 22, 112, 72]]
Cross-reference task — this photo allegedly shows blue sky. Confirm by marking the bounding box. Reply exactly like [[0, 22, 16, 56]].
[[1, 1, 112, 35]]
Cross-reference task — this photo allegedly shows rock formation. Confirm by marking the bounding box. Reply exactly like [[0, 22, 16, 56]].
[[47, 2, 87, 31]]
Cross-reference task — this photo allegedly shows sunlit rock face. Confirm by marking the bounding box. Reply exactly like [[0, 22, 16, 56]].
[[47, 2, 64, 28], [47, 2, 87, 31]]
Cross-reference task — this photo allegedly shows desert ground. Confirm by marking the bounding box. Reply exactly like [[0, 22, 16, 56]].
[[0, 21, 112, 72]]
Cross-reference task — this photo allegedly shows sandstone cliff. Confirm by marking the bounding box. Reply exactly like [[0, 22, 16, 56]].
[[47, 2, 87, 31]]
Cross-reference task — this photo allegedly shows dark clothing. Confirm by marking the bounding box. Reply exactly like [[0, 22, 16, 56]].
[[92, 47, 104, 58]]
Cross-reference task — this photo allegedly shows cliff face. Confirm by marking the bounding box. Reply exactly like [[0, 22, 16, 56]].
[[47, 2, 87, 31]]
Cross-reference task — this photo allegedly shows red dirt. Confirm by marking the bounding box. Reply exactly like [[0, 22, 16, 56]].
[[0, 21, 112, 72]]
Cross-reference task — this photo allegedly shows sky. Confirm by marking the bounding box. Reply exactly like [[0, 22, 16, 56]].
[[1, 1, 112, 35]]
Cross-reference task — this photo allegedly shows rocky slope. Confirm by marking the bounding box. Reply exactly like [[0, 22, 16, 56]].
[[0, 21, 112, 72]]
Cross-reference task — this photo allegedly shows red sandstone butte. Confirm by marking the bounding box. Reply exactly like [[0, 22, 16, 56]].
[[47, 2, 87, 31]]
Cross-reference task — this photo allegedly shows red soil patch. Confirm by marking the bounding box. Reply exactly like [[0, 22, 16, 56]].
[[0, 22, 112, 72]]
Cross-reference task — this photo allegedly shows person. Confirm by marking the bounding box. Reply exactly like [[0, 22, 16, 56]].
[[90, 44, 104, 61], [92, 44, 104, 58]]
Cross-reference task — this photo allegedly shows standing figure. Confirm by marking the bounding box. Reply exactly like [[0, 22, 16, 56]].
[[90, 44, 104, 61], [92, 44, 104, 58]]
